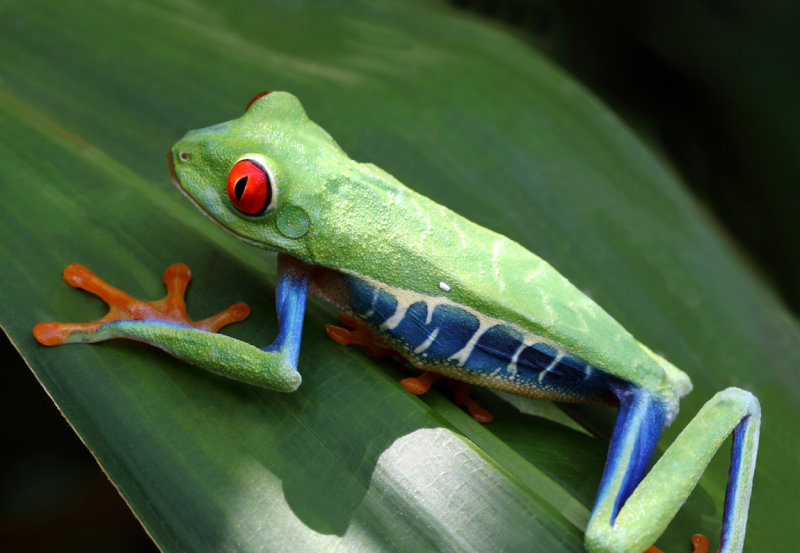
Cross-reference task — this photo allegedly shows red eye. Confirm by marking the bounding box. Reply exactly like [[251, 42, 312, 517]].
[[246, 91, 273, 111], [227, 159, 272, 215]]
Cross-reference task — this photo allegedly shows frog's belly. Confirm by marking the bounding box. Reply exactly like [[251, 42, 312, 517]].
[[342, 275, 620, 403]]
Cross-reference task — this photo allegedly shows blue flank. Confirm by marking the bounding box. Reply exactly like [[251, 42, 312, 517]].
[[348, 278, 398, 328], [346, 276, 679, 526], [345, 276, 619, 401], [394, 302, 480, 359]]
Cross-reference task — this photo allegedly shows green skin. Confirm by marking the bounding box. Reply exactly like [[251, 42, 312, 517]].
[[46, 92, 761, 553], [168, 93, 759, 553], [173, 92, 691, 418]]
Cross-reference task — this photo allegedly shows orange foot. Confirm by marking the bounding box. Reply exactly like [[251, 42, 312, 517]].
[[325, 312, 492, 422], [326, 313, 493, 423], [325, 312, 404, 359], [448, 379, 493, 423], [644, 534, 710, 553], [399, 371, 441, 394], [34, 263, 249, 346], [400, 373, 492, 422]]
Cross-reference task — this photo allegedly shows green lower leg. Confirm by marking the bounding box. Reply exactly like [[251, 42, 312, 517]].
[[586, 387, 760, 553]]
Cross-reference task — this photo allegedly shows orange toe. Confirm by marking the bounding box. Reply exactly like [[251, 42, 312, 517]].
[[34, 263, 249, 346], [642, 534, 710, 553], [449, 379, 493, 423], [400, 372, 442, 395], [690, 534, 710, 553]]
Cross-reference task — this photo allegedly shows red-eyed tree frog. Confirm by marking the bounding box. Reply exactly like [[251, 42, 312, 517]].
[[34, 91, 760, 553]]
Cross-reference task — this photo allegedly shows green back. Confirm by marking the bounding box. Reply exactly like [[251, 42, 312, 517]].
[[172, 92, 692, 419]]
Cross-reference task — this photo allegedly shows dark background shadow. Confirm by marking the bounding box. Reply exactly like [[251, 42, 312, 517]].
[[452, 0, 800, 314]]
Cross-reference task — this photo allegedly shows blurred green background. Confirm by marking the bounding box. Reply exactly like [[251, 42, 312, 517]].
[[2, 0, 798, 551]]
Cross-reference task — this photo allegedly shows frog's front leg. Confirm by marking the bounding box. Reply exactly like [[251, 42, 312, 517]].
[[585, 386, 760, 553], [259, 254, 312, 378], [33, 255, 311, 393]]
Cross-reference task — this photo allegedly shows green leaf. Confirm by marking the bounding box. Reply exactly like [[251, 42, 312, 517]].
[[1, 1, 796, 551]]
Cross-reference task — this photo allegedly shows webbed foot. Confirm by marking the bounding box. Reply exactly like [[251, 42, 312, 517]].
[[401, 373, 493, 422], [325, 312, 404, 359], [399, 371, 442, 394], [326, 311, 494, 422], [34, 263, 249, 346], [448, 379, 493, 423]]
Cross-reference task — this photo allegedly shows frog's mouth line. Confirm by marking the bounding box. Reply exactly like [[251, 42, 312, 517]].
[[167, 151, 181, 188], [167, 149, 221, 228]]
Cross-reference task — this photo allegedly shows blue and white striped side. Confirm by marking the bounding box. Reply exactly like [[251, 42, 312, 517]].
[[344, 275, 621, 402]]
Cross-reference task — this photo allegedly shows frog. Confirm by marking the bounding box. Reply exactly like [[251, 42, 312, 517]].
[[33, 91, 760, 553]]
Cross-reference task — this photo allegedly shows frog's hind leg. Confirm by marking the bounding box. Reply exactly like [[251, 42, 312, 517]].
[[584, 386, 760, 553]]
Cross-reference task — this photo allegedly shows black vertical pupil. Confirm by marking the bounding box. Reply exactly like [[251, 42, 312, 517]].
[[234, 176, 248, 201]]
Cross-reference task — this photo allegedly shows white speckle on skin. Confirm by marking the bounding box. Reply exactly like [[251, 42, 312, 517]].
[[439, 281, 451, 292]]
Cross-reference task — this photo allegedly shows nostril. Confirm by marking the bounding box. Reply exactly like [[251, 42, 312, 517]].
[[179, 151, 190, 161]]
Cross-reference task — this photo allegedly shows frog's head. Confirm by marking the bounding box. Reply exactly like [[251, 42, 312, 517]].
[[169, 91, 345, 258]]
